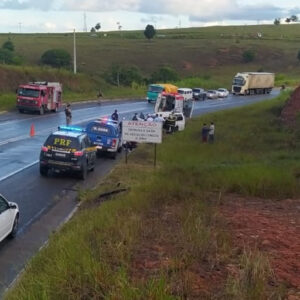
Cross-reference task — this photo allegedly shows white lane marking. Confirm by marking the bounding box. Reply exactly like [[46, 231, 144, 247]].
[[0, 160, 38, 182], [0, 107, 145, 147], [0, 101, 145, 127], [17, 206, 48, 235]]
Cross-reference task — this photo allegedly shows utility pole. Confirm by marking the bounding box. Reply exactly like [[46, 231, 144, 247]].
[[73, 29, 77, 74], [83, 12, 87, 32]]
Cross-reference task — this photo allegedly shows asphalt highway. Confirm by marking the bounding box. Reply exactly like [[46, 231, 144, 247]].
[[0, 90, 279, 296]]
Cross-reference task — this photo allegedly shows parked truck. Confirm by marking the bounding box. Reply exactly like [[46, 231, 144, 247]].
[[232, 72, 274, 95], [16, 81, 62, 114], [146, 83, 178, 103]]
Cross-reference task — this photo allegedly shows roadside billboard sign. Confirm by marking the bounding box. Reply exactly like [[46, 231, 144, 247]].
[[122, 120, 162, 144]]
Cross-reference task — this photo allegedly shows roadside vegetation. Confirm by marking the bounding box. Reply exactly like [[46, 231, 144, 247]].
[[6, 91, 299, 299], [0, 24, 300, 111]]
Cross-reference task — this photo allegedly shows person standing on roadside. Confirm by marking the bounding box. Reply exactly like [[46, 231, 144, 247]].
[[97, 89, 103, 105], [111, 109, 119, 121], [201, 123, 209, 143], [208, 122, 215, 143], [65, 103, 72, 125], [132, 113, 138, 121]]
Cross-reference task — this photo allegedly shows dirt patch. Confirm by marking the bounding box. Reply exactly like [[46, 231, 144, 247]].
[[220, 195, 300, 290], [130, 204, 227, 298], [281, 86, 300, 127]]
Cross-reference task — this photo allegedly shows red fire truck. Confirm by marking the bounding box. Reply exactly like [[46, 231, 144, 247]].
[[16, 81, 62, 114]]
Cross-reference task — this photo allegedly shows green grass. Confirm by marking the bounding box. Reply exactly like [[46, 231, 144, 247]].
[[5, 91, 298, 299], [1, 24, 300, 111]]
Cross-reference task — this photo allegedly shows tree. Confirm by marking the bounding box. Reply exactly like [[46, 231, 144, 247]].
[[285, 18, 291, 23], [95, 23, 101, 31], [150, 66, 179, 83], [104, 64, 144, 87], [41, 49, 71, 68], [274, 18, 280, 25], [242, 50, 255, 63], [90, 27, 96, 33], [0, 48, 13, 64], [2, 40, 14, 52], [144, 24, 156, 41], [291, 15, 298, 22]]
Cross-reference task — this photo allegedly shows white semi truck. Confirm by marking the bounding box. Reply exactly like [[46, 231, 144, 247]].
[[232, 72, 274, 95]]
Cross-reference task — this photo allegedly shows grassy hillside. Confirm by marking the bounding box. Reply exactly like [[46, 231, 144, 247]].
[[1, 24, 300, 79], [6, 91, 300, 299], [0, 24, 299, 111]]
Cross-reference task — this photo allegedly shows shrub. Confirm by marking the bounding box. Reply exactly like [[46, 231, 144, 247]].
[[41, 49, 71, 68], [0, 48, 13, 64], [150, 66, 180, 83], [242, 50, 255, 63], [104, 64, 144, 87], [2, 40, 14, 52]]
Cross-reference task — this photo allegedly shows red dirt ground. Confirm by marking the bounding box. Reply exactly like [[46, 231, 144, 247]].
[[281, 86, 300, 127], [220, 195, 300, 291]]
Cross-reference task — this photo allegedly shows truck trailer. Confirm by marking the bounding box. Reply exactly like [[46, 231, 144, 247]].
[[232, 72, 274, 95], [16, 81, 62, 114]]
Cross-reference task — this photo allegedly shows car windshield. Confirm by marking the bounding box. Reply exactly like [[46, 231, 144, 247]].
[[89, 124, 113, 136], [218, 89, 225, 92], [193, 89, 201, 93], [45, 135, 80, 150], [148, 85, 163, 93], [232, 77, 245, 86], [18, 88, 40, 98], [208, 90, 215, 93]]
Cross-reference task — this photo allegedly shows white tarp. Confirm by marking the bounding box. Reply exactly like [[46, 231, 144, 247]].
[[122, 120, 162, 144]]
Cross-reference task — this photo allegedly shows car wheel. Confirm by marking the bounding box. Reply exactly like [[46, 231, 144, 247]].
[[19, 109, 24, 113], [111, 152, 117, 159], [79, 162, 88, 180], [40, 166, 48, 176], [39, 106, 44, 115], [9, 214, 19, 238]]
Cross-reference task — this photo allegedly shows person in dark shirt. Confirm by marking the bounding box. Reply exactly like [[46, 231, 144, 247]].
[[65, 103, 72, 125], [111, 109, 119, 121], [201, 123, 209, 143]]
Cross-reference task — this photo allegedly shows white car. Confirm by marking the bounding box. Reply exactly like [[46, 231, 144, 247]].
[[206, 90, 219, 99], [0, 194, 19, 243], [217, 88, 229, 98]]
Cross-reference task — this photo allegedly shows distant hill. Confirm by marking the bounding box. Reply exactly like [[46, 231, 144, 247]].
[[0, 24, 299, 80]]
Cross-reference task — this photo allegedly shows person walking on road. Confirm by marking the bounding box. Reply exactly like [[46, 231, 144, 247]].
[[111, 109, 119, 121], [97, 89, 103, 105], [208, 122, 215, 143], [65, 103, 72, 126], [201, 123, 209, 143]]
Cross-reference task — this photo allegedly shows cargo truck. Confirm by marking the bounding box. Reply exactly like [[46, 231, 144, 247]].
[[146, 83, 178, 103], [16, 81, 62, 114], [232, 72, 274, 95]]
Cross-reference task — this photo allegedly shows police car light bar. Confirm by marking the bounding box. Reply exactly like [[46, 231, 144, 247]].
[[58, 125, 85, 132]]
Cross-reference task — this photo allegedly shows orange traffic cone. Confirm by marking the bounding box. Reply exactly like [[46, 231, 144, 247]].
[[30, 124, 35, 137]]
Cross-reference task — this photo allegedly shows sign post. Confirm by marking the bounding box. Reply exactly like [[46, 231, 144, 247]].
[[122, 120, 163, 166]]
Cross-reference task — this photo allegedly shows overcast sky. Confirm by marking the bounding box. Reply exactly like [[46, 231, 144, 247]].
[[0, 0, 299, 33]]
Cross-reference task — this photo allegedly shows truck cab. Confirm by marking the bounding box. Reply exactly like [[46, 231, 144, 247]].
[[155, 92, 194, 119], [16, 81, 62, 114]]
